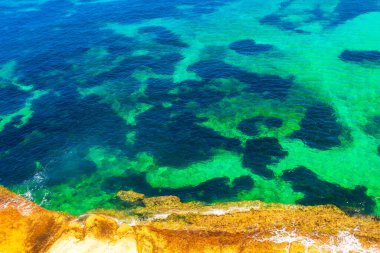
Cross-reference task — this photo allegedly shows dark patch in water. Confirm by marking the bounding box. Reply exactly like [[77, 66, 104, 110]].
[[0, 86, 30, 115], [150, 53, 184, 75], [279, 0, 295, 10], [0, 88, 128, 185], [188, 60, 293, 100], [265, 117, 283, 128], [134, 106, 241, 167], [229, 39, 273, 55], [282, 166, 375, 214], [232, 175, 255, 192], [142, 78, 176, 104], [377, 145, 380, 156], [102, 35, 135, 56], [103, 172, 254, 202], [99, 53, 183, 80], [238, 117, 263, 136], [339, 50, 380, 64], [138, 26, 188, 48], [176, 80, 228, 107], [243, 137, 288, 179], [364, 116, 380, 138], [333, 0, 379, 24], [260, 14, 308, 34], [45, 155, 98, 186], [103, 55, 156, 79], [186, 1, 234, 15], [363, 115, 380, 138], [141, 78, 228, 109], [291, 103, 343, 150], [243, 75, 293, 100], [188, 60, 244, 80], [238, 116, 283, 136], [306, 5, 328, 23]]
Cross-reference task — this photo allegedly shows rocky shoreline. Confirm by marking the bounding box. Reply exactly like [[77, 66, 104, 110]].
[[1, 187, 379, 253]]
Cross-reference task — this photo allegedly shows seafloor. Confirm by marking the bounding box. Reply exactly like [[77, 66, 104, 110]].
[[0, 0, 380, 217]]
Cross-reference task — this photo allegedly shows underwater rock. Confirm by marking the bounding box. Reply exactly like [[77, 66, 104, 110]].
[[141, 78, 226, 107], [339, 50, 380, 64], [0, 90, 128, 185], [175, 79, 228, 107], [134, 107, 241, 167], [238, 116, 283, 136], [243, 137, 288, 179], [1, 186, 379, 253], [103, 172, 254, 203], [189, 1, 234, 15], [231, 175, 254, 192], [237, 116, 265, 136], [260, 14, 308, 34], [188, 60, 293, 99], [143, 196, 181, 208], [291, 103, 344, 150], [143, 78, 176, 104], [229, 39, 273, 55], [242, 74, 294, 100], [117, 190, 145, 204], [265, 117, 283, 128], [100, 53, 184, 78], [364, 116, 380, 138], [282, 166, 376, 214], [138, 26, 188, 48], [0, 86, 30, 115], [188, 60, 243, 80], [151, 53, 185, 75], [333, 0, 379, 24]]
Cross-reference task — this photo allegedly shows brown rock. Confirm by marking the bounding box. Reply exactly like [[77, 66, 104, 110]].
[[0, 186, 69, 253], [142, 195, 181, 208], [117, 190, 145, 203], [1, 186, 380, 252], [84, 214, 118, 239]]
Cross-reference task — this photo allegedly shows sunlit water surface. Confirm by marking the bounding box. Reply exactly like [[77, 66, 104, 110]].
[[0, 0, 379, 215]]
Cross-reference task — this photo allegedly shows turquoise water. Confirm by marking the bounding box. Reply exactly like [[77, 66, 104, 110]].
[[0, 0, 379, 215]]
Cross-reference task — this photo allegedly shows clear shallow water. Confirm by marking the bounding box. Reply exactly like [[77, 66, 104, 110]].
[[0, 0, 379, 215]]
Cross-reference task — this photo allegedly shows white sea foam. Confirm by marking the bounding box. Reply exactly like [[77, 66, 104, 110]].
[[200, 205, 260, 216], [318, 231, 380, 253], [255, 228, 380, 253], [22, 190, 33, 201]]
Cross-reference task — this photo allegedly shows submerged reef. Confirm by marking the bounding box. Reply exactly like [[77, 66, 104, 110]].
[[138, 26, 188, 48], [188, 60, 294, 100], [332, 0, 380, 24], [339, 50, 380, 64], [282, 166, 376, 214], [1, 186, 379, 253], [229, 39, 273, 55], [243, 137, 288, 179], [291, 103, 344, 150], [134, 107, 241, 167], [238, 116, 283, 136], [0, 86, 30, 115], [103, 172, 253, 203]]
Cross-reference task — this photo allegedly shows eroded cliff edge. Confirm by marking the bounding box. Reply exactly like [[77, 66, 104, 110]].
[[0, 186, 379, 253]]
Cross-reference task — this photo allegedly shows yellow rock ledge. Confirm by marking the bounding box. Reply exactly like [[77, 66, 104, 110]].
[[0, 187, 379, 253]]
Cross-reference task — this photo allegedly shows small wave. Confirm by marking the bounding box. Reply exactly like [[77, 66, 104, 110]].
[[255, 228, 379, 253]]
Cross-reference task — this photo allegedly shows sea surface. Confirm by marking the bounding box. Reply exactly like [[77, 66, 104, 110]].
[[0, 0, 379, 216]]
